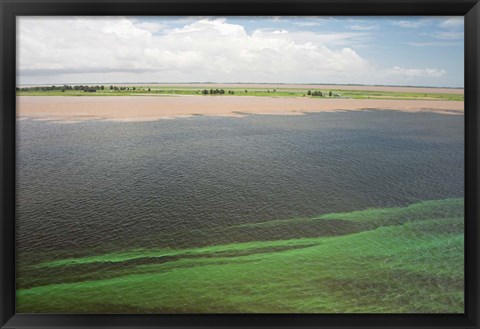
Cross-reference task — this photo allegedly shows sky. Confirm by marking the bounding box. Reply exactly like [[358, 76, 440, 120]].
[[17, 16, 464, 87]]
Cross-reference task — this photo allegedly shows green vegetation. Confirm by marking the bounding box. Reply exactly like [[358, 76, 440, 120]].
[[16, 85, 463, 101], [16, 198, 464, 313]]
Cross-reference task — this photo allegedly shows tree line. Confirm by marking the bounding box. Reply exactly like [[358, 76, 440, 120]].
[[16, 85, 340, 97], [201, 89, 235, 95], [307, 90, 336, 97], [16, 85, 139, 93]]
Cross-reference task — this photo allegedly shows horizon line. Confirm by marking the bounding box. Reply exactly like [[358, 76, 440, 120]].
[[17, 82, 465, 89]]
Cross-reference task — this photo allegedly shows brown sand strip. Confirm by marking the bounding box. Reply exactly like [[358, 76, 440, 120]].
[[17, 96, 464, 123]]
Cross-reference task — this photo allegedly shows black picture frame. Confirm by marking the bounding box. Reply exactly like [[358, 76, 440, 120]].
[[1, 1, 479, 328]]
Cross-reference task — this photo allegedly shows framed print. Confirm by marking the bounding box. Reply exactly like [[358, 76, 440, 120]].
[[1, 0, 479, 328]]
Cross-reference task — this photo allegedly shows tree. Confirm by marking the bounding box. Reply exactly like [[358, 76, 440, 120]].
[[110, 85, 113, 90], [148, 88, 151, 92], [101, 85, 105, 90], [307, 90, 311, 95], [329, 91, 333, 97]]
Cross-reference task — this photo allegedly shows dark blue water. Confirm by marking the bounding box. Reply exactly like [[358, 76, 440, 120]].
[[16, 111, 464, 256]]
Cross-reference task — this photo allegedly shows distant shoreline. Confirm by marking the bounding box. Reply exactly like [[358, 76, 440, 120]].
[[17, 95, 464, 123], [18, 83, 464, 95]]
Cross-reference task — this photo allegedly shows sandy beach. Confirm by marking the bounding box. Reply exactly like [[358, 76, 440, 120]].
[[17, 96, 464, 122]]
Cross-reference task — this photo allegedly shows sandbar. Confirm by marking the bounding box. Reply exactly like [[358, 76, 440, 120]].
[[17, 96, 464, 122]]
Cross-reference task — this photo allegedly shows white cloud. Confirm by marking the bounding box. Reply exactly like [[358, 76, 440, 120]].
[[18, 17, 373, 83], [132, 21, 167, 33], [348, 25, 378, 31], [384, 66, 446, 78], [18, 17, 152, 73], [392, 20, 427, 28], [432, 31, 464, 40], [440, 17, 463, 28], [293, 21, 323, 27], [292, 18, 332, 27], [170, 18, 248, 38], [17, 17, 451, 86], [407, 41, 461, 47]]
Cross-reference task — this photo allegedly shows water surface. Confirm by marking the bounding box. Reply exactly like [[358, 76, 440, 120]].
[[16, 110, 464, 256]]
